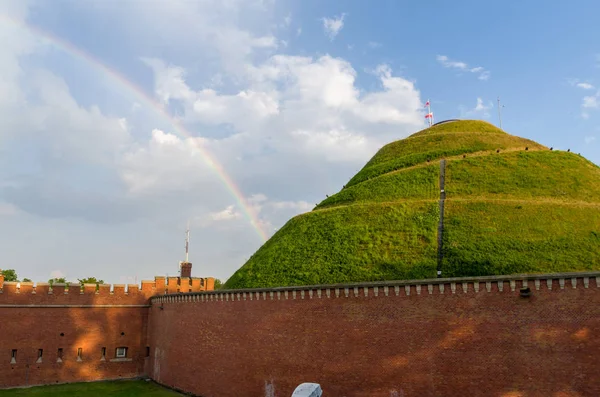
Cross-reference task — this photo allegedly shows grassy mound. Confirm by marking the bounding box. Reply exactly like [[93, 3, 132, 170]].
[[225, 202, 439, 289], [442, 200, 600, 277], [445, 151, 600, 202], [225, 120, 600, 289], [347, 124, 544, 187]]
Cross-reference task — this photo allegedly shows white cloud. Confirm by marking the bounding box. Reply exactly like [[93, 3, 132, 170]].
[[193, 195, 311, 234], [296, 27, 302, 36], [119, 129, 215, 195], [577, 82, 595, 90], [436, 55, 490, 80], [209, 205, 242, 221], [143, 56, 423, 165], [0, 43, 131, 167], [140, 58, 195, 104], [584, 136, 596, 144], [190, 88, 280, 126], [368, 41, 382, 49], [478, 71, 491, 81], [322, 13, 346, 41], [570, 80, 599, 116], [582, 95, 599, 109], [462, 97, 493, 119], [474, 98, 489, 111], [436, 55, 468, 70], [248, 193, 268, 204], [568, 79, 595, 90]]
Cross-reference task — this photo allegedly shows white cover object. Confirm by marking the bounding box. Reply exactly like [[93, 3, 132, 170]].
[[291, 383, 323, 397]]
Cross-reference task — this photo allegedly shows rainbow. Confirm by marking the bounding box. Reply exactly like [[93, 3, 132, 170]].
[[1, 13, 268, 242]]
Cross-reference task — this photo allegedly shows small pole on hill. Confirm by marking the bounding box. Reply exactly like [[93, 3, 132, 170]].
[[497, 97, 505, 130]]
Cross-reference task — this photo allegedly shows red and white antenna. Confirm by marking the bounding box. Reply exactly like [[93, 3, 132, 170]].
[[425, 99, 434, 127]]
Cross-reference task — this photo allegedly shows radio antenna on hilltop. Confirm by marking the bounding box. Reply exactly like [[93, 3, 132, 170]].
[[185, 220, 190, 263]]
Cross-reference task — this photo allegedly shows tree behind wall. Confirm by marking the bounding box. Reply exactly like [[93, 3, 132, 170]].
[[48, 277, 67, 286], [1, 269, 18, 282], [78, 277, 104, 285], [78, 277, 105, 291]]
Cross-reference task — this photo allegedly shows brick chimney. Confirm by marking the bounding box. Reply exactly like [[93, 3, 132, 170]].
[[180, 262, 192, 278]]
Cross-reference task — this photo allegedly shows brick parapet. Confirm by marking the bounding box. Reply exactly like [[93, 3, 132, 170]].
[[151, 271, 600, 304], [0, 275, 215, 306]]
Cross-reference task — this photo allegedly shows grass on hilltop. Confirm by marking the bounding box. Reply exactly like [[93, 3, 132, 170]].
[[408, 119, 507, 138], [347, 130, 544, 187], [224, 202, 440, 289], [441, 200, 600, 277], [445, 150, 600, 202], [0, 380, 182, 396], [315, 164, 439, 210]]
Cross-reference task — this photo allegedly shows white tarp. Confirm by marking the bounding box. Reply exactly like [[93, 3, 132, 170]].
[[291, 383, 323, 397]]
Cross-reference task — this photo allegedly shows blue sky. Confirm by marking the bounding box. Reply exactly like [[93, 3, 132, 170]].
[[0, 0, 598, 284]]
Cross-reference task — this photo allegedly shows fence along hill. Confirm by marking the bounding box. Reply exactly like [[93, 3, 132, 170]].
[[225, 120, 600, 289]]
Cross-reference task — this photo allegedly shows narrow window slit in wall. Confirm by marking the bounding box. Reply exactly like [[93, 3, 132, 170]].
[[37, 349, 43, 363], [146, 346, 150, 357], [77, 348, 83, 362], [57, 348, 63, 363], [10, 349, 17, 364], [101, 347, 106, 361]]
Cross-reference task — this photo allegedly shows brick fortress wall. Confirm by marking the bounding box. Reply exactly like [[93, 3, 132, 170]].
[[0, 275, 214, 389], [147, 272, 600, 397]]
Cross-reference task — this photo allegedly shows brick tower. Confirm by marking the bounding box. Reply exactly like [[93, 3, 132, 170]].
[[180, 223, 192, 278], [180, 261, 192, 278]]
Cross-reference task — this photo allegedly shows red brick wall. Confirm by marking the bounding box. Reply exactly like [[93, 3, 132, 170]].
[[0, 275, 216, 389], [0, 282, 151, 388], [147, 275, 600, 397], [0, 307, 149, 388]]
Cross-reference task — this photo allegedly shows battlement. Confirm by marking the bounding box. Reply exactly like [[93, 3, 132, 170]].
[[151, 271, 600, 305], [0, 276, 215, 306]]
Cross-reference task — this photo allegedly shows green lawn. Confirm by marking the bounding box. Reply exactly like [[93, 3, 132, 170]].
[[0, 380, 182, 396]]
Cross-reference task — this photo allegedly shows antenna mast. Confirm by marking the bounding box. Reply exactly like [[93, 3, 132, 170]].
[[185, 221, 190, 263]]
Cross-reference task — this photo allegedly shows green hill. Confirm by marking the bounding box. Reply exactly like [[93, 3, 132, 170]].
[[225, 120, 600, 289]]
